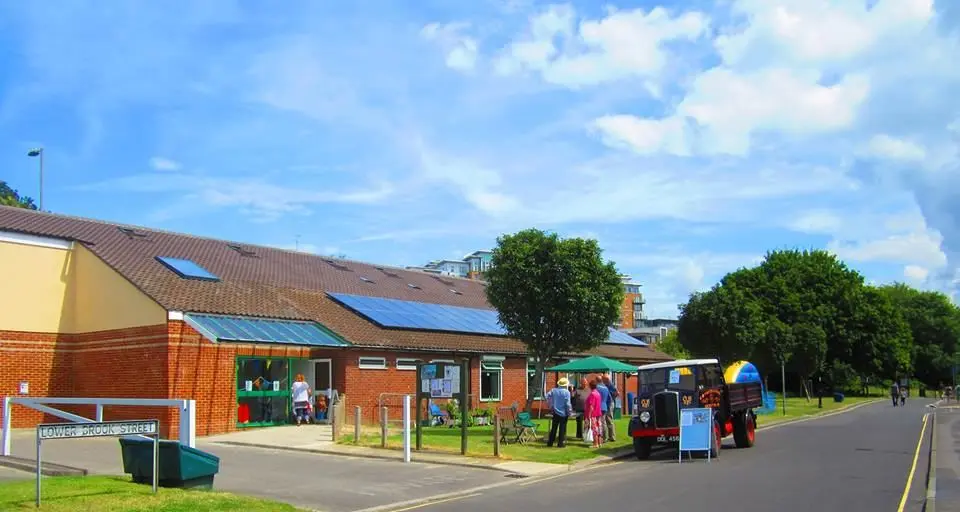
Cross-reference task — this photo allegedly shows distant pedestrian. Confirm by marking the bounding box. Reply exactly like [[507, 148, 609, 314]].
[[585, 379, 603, 448], [899, 387, 907, 406], [890, 382, 900, 407], [601, 373, 618, 442], [545, 377, 572, 448], [573, 378, 590, 439], [291, 373, 312, 426]]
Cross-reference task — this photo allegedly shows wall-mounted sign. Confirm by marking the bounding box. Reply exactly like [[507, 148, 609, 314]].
[[18, 382, 28, 395]]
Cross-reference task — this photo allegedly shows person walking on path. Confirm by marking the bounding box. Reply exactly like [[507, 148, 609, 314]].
[[573, 377, 591, 439], [890, 381, 900, 407], [291, 373, 313, 426], [601, 373, 618, 442], [585, 379, 604, 448], [545, 377, 573, 448]]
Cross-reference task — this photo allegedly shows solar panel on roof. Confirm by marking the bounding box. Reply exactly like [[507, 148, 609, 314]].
[[326, 292, 645, 344], [155, 256, 220, 281], [185, 314, 349, 347]]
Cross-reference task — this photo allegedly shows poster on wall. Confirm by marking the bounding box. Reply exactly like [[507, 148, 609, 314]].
[[245, 380, 253, 392], [430, 379, 443, 397], [421, 379, 430, 393], [421, 364, 437, 380], [442, 380, 453, 396], [444, 366, 460, 395]]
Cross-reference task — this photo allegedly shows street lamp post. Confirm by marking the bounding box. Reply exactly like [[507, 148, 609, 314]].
[[27, 147, 44, 211]]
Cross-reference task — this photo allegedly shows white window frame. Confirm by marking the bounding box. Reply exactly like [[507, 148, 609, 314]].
[[480, 356, 504, 402], [358, 357, 387, 370], [396, 358, 417, 371], [430, 359, 455, 364]]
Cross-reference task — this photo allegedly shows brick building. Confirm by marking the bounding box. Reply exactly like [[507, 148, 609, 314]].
[[0, 206, 669, 437]]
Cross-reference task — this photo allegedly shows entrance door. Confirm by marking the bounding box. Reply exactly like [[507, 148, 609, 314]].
[[312, 359, 333, 422]]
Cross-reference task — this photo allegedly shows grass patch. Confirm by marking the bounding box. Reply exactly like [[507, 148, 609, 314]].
[[346, 396, 880, 463], [346, 417, 633, 465], [0, 475, 302, 511], [757, 395, 878, 426]]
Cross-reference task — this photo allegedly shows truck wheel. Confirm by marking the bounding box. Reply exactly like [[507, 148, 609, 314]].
[[710, 422, 721, 458], [733, 412, 756, 448], [633, 437, 652, 460]]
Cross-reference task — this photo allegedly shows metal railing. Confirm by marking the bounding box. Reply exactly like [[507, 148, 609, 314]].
[[2, 396, 196, 456]]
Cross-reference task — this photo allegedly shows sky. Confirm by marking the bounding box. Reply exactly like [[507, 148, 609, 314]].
[[1, 0, 958, 319]]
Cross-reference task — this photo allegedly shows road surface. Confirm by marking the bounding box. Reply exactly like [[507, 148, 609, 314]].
[[400, 399, 932, 512]]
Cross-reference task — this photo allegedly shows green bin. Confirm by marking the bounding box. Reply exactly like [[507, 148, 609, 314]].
[[119, 437, 220, 489]]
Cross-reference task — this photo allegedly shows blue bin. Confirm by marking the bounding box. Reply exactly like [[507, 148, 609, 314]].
[[119, 437, 220, 489], [833, 392, 844, 403]]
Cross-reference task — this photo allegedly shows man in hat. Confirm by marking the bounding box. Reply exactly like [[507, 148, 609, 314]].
[[545, 376, 573, 447]]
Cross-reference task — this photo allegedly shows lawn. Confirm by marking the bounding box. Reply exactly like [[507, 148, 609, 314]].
[[0, 475, 302, 511], [345, 395, 880, 464]]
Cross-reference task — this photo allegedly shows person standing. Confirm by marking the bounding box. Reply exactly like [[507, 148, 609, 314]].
[[585, 379, 603, 448], [601, 373, 618, 442], [291, 373, 312, 426], [596, 376, 611, 442], [574, 377, 591, 439], [890, 381, 900, 407], [545, 377, 573, 447]]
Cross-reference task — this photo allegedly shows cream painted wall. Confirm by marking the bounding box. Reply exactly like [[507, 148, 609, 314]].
[[0, 232, 166, 334], [0, 235, 73, 333], [68, 244, 166, 333]]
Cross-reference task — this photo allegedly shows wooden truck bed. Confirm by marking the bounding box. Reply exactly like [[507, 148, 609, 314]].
[[727, 381, 764, 411]]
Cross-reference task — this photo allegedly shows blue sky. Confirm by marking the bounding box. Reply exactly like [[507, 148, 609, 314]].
[[1, 0, 958, 318]]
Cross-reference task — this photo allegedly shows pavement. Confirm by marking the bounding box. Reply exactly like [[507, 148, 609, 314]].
[[204, 425, 566, 477], [935, 405, 960, 511], [0, 430, 511, 512], [381, 399, 935, 512]]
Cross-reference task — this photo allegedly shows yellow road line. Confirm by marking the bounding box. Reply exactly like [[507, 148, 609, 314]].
[[390, 493, 482, 511], [897, 413, 929, 512]]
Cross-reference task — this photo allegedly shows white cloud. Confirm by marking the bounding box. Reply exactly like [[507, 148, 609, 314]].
[[904, 264, 930, 282], [495, 4, 709, 88], [590, 115, 691, 156], [149, 157, 181, 171], [862, 134, 927, 162], [789, 210, 843, 235], [827, 230, 947, 269], [421, 22, 479, 72]]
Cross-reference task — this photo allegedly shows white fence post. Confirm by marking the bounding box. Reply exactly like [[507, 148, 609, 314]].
[[2, 396, 12, 456], [179, 400, 196, 448], [95, 405, 104, 422], [402, 394, 411, 463]]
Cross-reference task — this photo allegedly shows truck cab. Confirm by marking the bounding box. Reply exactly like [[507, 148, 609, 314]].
[[628, 358, 761, 460]]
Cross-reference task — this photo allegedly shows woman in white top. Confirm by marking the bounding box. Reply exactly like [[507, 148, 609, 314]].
[[291, 373, 312, 426]]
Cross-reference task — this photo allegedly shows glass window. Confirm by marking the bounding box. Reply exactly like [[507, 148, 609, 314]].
[[480, 360, 503, 401], [396, 358, 417, 371], [359, 357, 387, 369], [527, 363, 545, 400], [237, 358, 288, 392]]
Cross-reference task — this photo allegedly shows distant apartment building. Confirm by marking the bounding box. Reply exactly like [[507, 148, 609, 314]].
[[624, 318, 678, 345], [616, 275, 646, 330], [411, 250, 494, 280], [464, 250, 493, 279]]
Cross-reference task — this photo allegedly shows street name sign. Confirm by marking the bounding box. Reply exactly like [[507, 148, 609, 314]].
[[35, 420, 160, 506]]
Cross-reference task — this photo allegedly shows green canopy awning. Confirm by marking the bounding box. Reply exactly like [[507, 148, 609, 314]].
[[546, 355, 638, 373]]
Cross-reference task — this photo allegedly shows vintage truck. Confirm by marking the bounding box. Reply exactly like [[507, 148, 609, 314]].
[[628, 358, 763, 459]]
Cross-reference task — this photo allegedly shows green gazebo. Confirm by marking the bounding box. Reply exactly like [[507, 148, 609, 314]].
[[546, 355, 638, 419]]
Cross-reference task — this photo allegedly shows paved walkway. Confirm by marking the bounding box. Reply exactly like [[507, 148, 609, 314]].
[[1, 429, 513, 511], [205, 425, 567, 477], [936, 406, 960, 511]]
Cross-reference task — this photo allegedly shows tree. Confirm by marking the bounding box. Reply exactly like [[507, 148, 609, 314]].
[[879, 283, 960, 387], [656, 329, 690, 359], [0, 181, 37, 210], [485, 229, 623, 412]]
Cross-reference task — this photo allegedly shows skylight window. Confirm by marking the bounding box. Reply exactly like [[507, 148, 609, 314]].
[[450, 289, 463, 295], [155, 256, 220, 281], [359, 276, 375, 284], [407, 283, 421, 289]]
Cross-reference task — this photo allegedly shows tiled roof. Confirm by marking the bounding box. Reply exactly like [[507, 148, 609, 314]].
[[0, 206, 670, 361]]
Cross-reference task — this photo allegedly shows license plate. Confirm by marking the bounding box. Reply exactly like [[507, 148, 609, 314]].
[[656, 435, 680, 443]]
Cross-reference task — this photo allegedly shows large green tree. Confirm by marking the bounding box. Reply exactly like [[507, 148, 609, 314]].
[[485, 228, 623, 412], [656, 329, 691, 359], [0, 181, 37, 210], [879, 283, 960, 387]]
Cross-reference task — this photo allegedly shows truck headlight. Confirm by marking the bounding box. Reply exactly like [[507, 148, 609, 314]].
[[640, 411, 651, 423]]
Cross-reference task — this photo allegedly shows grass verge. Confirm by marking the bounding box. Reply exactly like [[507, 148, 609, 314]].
[[0, 475, 302, 511], [344, 395, 881, 464]]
